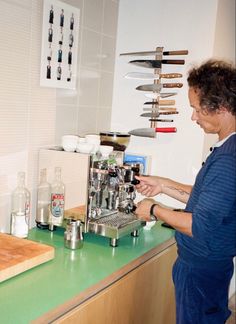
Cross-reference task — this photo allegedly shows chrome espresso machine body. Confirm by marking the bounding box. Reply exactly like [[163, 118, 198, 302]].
[[86, 156, 144, 247], [38, 148, 144, 247]]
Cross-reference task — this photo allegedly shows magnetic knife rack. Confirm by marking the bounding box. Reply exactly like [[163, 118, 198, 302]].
[[120, 47, 188, 130]]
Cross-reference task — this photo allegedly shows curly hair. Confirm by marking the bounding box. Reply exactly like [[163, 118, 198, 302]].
[[187, 59, 236, 116]]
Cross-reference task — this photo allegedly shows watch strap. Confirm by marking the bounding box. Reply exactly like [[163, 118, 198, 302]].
[[149, 204, 158, 221]]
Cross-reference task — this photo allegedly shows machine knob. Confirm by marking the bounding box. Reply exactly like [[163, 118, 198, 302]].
[[131, 179, 140, 185]]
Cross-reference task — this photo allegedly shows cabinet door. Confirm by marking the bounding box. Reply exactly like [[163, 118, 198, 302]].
[[56, 244, 177, 324]]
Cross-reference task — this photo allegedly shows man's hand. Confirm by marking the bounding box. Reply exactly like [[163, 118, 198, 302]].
[[134, 198, 157, 221], [135, 175, 163, 197]]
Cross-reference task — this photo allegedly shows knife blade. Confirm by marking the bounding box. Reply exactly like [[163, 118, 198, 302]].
[[143, 107, 178, 112], [141, 112, 178, 117], [145, 93, 177, 99], [149, 118, 174, 122], [124, 72, 183, 80], [136, 83, 183, 92], [129, 127, 177, 138], [120, 50, 188, 56], [130, 59, 185, 69]]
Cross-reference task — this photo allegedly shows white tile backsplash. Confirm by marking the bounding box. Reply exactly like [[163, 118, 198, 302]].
[[99, 71, 114, 107], [55, 104, 78, 143], [80, 28, 102, 69], [77, 106, 98, 135], [101, 35, 117, 72], [96, 107, 112, 133], [83, 0, 104, 32], [102, 0, 119, 37], [0, 0, 119, 232]]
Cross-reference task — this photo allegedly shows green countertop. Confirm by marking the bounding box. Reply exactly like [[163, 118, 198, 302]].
[[0, 223, 175, 323]]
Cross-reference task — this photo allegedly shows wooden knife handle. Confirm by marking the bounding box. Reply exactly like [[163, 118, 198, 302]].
[[162, 59, 185, 65], [160, 73, 183, 79], [144, 100, 176, 106], [155, 127, 177, 133], [158, 100, 175, 105], [163, 50, 188, 56], [163, 83, 183, 88]]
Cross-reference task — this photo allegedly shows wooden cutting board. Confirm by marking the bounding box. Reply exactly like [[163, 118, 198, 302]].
[[0, 233, 55, 283]]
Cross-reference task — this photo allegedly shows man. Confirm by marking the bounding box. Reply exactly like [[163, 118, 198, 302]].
[[134, 59, 236, 324]]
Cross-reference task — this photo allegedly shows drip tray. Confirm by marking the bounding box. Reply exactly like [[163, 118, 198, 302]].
[[88, 212, 143, 240]]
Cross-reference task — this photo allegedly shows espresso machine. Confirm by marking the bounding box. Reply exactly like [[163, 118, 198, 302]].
[[85, 156, 143, 246], [38, 148, 144, 247]]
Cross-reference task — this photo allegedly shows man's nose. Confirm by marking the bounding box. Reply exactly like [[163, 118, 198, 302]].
[[191, 110, 197, 121]]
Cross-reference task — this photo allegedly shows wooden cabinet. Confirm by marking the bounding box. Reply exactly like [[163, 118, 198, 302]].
[[55, 244, 177, 324]]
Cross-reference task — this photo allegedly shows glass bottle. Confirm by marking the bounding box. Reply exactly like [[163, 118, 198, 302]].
[[48, 167, 65, 231], [36, 168, 51, 229], [11, 172, 31, 238]]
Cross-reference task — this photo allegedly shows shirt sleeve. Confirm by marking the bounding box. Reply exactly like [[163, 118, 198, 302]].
[[192, 154, 236, 242]]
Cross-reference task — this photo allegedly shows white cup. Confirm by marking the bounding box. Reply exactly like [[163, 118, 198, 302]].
[[99, 145, 113, 158], [85, 134, 100, 142], [76, 142, 94, 153], [78, 137, 86, 143], [85, 134, 100, 153], [62, 135, 79, 152]]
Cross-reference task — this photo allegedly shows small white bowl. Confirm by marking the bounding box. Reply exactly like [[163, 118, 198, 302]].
[[61, 135, 79, 152], [76, 142, 94, 153], [62, 144, 77, 152], [78, 137, 86, 143], [99, 145, 113, 158]]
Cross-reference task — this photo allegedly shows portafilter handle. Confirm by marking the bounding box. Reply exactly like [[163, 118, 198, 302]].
[[131, 179, 140, 185]]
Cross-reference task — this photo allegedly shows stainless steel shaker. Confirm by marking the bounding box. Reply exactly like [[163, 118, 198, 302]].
[[64, 219, 83, 249]]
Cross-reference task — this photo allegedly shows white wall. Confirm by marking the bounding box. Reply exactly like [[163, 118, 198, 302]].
[[112, 0, 220, 208], [112, 0, 235, 295]]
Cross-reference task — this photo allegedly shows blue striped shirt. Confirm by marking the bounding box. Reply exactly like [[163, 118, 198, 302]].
[[176, 134, 236, 262]]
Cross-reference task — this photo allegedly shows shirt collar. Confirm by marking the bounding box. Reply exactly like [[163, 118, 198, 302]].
[[213, 132, 236, 149]]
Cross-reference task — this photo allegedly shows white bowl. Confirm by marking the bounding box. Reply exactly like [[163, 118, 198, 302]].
[[61, 135, 79, 152], [62, 144, 77, 152], [78, 137, 86, 143], [76, 142, 94, 154], [99, 145, 113, 158], [85, 134, 100, 145]]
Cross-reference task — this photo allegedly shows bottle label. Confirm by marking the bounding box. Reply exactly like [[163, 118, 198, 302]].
[[51, 193, 64, 217]]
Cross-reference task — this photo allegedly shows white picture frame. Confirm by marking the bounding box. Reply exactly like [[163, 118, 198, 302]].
[[40, 0, 80, 89]]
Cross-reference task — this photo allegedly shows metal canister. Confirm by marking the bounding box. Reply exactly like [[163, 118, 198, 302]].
[[64, 219, 83, 250]]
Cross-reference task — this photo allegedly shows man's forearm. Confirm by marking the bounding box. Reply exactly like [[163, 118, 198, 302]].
[[161, 178, 192, 203], [154, 204, 193, 236]]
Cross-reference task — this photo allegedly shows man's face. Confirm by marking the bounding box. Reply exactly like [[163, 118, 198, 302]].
[[188, 87, 221, 134]]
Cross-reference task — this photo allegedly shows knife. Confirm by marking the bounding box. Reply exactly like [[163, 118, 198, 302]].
[[143, 108, 178, 112], [144, 100, 175, 106], [136, 83, 183, 92], [129, 127, 177, 138], [141, 112, 178, 117], [149, 118, 174, 122], [124, 72, 183, 80], [130, 59, 185, 69], [120, 50, 188, 56], [145, 93, 177, 99]]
